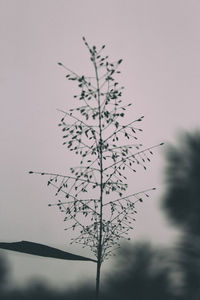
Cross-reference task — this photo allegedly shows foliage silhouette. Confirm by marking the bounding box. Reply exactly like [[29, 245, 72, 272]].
[[0, 254, 9, 291], [162, 130, 200, 299], [29, 37, 162, 298], [0, 243, 180, 300], [162, 131, 200, 234], [104, 242, 178, 300], [177, 235, 200, 300]]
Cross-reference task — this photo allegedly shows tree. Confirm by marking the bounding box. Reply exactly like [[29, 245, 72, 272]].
[[0, 254, 9, 291], [162, 131, 200, 299], [29, 37, 162, 299], [162, 131, 200, 234], [104, 242, 177, 300]]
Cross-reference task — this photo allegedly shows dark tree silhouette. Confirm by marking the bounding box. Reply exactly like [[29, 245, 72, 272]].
[[162, 131, 200, 234], [0, 243, 179, 300], [104, 242, 177, 300], [162, 131, 200, 300], [177, 235, 200, 300], [0, 254, 9, 291]]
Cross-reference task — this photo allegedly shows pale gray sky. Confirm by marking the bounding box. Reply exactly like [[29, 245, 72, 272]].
[[0, 0, 200, 289]]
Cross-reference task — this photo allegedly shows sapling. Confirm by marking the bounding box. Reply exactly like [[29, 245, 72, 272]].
[[29, 37, 163, 299]]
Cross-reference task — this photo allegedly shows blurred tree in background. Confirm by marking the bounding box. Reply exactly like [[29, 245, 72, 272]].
[[163, 131, 200, 234], [177, 235, 200, 300], [0, 254, 9, 292], [0, 243, 180, 300], [163, 131, 200, 300], [104, 242, 178, 300]]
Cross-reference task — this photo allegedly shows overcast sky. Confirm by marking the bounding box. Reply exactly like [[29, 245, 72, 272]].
[[0, 0, 200, 289]]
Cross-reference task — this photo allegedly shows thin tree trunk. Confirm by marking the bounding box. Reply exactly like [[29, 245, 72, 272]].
[[94, 56, 103, 300], [96, 257, 102, 299]]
